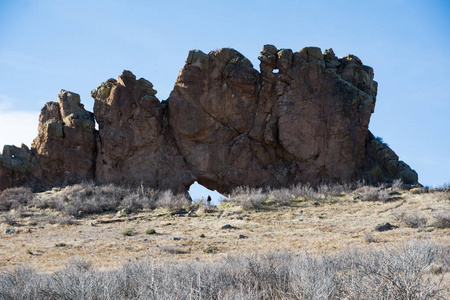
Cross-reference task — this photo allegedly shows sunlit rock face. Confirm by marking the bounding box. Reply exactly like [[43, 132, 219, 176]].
[[0, 45, 418, 193]]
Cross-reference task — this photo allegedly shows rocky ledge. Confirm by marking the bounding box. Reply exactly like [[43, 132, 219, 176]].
[[0, 45, 418, 194]]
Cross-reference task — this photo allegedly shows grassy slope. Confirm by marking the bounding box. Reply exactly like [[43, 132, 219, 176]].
[[0, 186, 448, 272]]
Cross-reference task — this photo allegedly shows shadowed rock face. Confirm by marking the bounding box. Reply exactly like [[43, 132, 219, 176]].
[[0, 45, 418, 193], [91, 71, 194, 193]]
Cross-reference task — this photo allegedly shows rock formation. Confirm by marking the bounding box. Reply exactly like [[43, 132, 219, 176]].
[[91, 71, 193, 193], [0, 45, 418, 194], [31, 90, 96, 187]]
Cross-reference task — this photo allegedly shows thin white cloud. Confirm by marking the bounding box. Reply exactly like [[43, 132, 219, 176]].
[[0, 95, 39, 149]]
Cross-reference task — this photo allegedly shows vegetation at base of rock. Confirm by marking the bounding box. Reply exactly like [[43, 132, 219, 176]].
[[9, 183, 191, 217], [357, 185, 390, 202], [0, 241, 447, 299]]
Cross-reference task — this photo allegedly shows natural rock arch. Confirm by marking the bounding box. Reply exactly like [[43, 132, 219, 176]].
[[0, 45, 418, 193]]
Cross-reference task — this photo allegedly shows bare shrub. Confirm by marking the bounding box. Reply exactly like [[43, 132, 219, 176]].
[[160, 246, 188, 254], [364, 232, 379, 243], [0, 187, 33, 211], [33, 183, 158, 216], [1, 207, 25, 225], [268, 188, 293, 206], [121, 193, 155, 211], [317, 183, 346, 197], [291, 183, 322, 201], [46, 213, 77, 226], [357, 186, 389, 202], [400, 210, 428, 228], [0, 240, 446, 299], [433, 209, 450, 228], [230, 186, 267, 210], [392, 178, 403, 191], [2, 211, 18, 225], [156, 190, 191, 210]]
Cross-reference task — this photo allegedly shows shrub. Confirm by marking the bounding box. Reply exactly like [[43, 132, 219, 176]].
[[146, 228, 156, 235], [203, 244, 216, 253], [268, 188, 292, 206], [316, 183, 346, 197], [160, 246, 187, 254], [32, 183, 159, 216], [0, 187, 33, 211], [400, 210, 428, 228], [156, 190, 191, 211], [411, 186, 428, 194], [392, 179, 403, 191], [120, 186, 157, 211], [0, 241, 446, 299], [357, 186, 389, 202], [364, 232, 379, 243], [2, 211, 19, 225], [433, 209, 450, 228], [45, 214, 77, 226], [122, 228, 134, 236], [230, 186, 267, 210], [291, 183, 321, 201]]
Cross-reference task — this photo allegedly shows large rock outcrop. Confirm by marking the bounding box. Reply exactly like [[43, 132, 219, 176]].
[[31, 90, 96, 187], [0, 45, 418, 193], [91, 71, 194, 193]]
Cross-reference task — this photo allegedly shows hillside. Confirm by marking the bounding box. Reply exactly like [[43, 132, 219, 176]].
[[0, 183, 448, 298]]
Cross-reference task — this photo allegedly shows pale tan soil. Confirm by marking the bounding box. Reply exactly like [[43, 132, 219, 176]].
[[0, 190, 449, 275]]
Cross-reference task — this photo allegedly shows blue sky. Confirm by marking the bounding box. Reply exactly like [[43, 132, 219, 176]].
[[0, 0, 449, 200]]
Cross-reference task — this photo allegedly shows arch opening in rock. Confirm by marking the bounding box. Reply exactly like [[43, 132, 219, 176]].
[[188, 181, 227, 205]]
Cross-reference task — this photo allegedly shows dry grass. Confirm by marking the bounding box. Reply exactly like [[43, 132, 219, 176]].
[[0, 184, 448, 298], [0, 241, 447, 299]]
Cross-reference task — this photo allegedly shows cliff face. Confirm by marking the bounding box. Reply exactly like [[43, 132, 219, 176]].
[[0, 45, 418, 193]]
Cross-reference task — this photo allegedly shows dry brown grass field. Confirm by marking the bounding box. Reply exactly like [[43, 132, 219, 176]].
[[0, 183, 449, 299]]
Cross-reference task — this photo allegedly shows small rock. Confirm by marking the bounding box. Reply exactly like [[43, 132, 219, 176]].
[[375, 222, 397, 232], [5, 228, 16, 234], [173, 237, 181, 241], [238, 234, 247, 239], [221, 224, 237, 230]]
